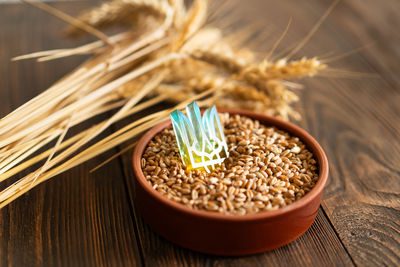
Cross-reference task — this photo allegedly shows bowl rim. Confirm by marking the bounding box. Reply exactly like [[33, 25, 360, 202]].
[[133, 109, 329, 223]]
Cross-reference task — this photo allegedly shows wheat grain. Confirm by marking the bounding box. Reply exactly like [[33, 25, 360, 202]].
[[142, 114, 319, 215], [66, 0, 171, 36]]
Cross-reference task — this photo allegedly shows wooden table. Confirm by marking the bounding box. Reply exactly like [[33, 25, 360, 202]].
[[0, 0, 399, 266]]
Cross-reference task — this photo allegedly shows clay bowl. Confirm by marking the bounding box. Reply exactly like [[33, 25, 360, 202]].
[[132, 109, 328, 255]]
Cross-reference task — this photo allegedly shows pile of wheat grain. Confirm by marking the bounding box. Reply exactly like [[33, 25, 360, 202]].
[[142, 113, 319, 215]]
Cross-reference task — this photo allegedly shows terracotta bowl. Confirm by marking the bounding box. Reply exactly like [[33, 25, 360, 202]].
[[132, 109, 328, 255]]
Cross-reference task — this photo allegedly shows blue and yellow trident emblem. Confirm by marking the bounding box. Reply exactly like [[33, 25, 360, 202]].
[[170, 101, 229, 173]]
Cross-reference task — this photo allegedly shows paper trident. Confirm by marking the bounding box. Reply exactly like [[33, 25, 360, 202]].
[[170, 101, 229, 173]]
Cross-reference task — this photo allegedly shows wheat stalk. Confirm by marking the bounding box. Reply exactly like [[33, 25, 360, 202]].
[[0, 0, 336, 208]]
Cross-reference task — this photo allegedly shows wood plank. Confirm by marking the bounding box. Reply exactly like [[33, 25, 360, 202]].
[[324, 0, 400, 87], [275, 0, 400, 265], [0, 2, 142, 266], [236, 0, 400, 265]]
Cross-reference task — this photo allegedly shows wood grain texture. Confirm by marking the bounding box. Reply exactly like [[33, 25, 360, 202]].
[[230, 0, 400, 265], [294, 1, 400, 266], [0, 0, 399, 266], [0, 2, 142, 267]]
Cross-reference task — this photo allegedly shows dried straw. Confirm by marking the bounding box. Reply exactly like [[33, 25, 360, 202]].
[[0, 0, 336, 207]]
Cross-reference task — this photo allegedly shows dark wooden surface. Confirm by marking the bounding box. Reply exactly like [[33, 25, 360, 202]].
[[0, 0, 399, 266]]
